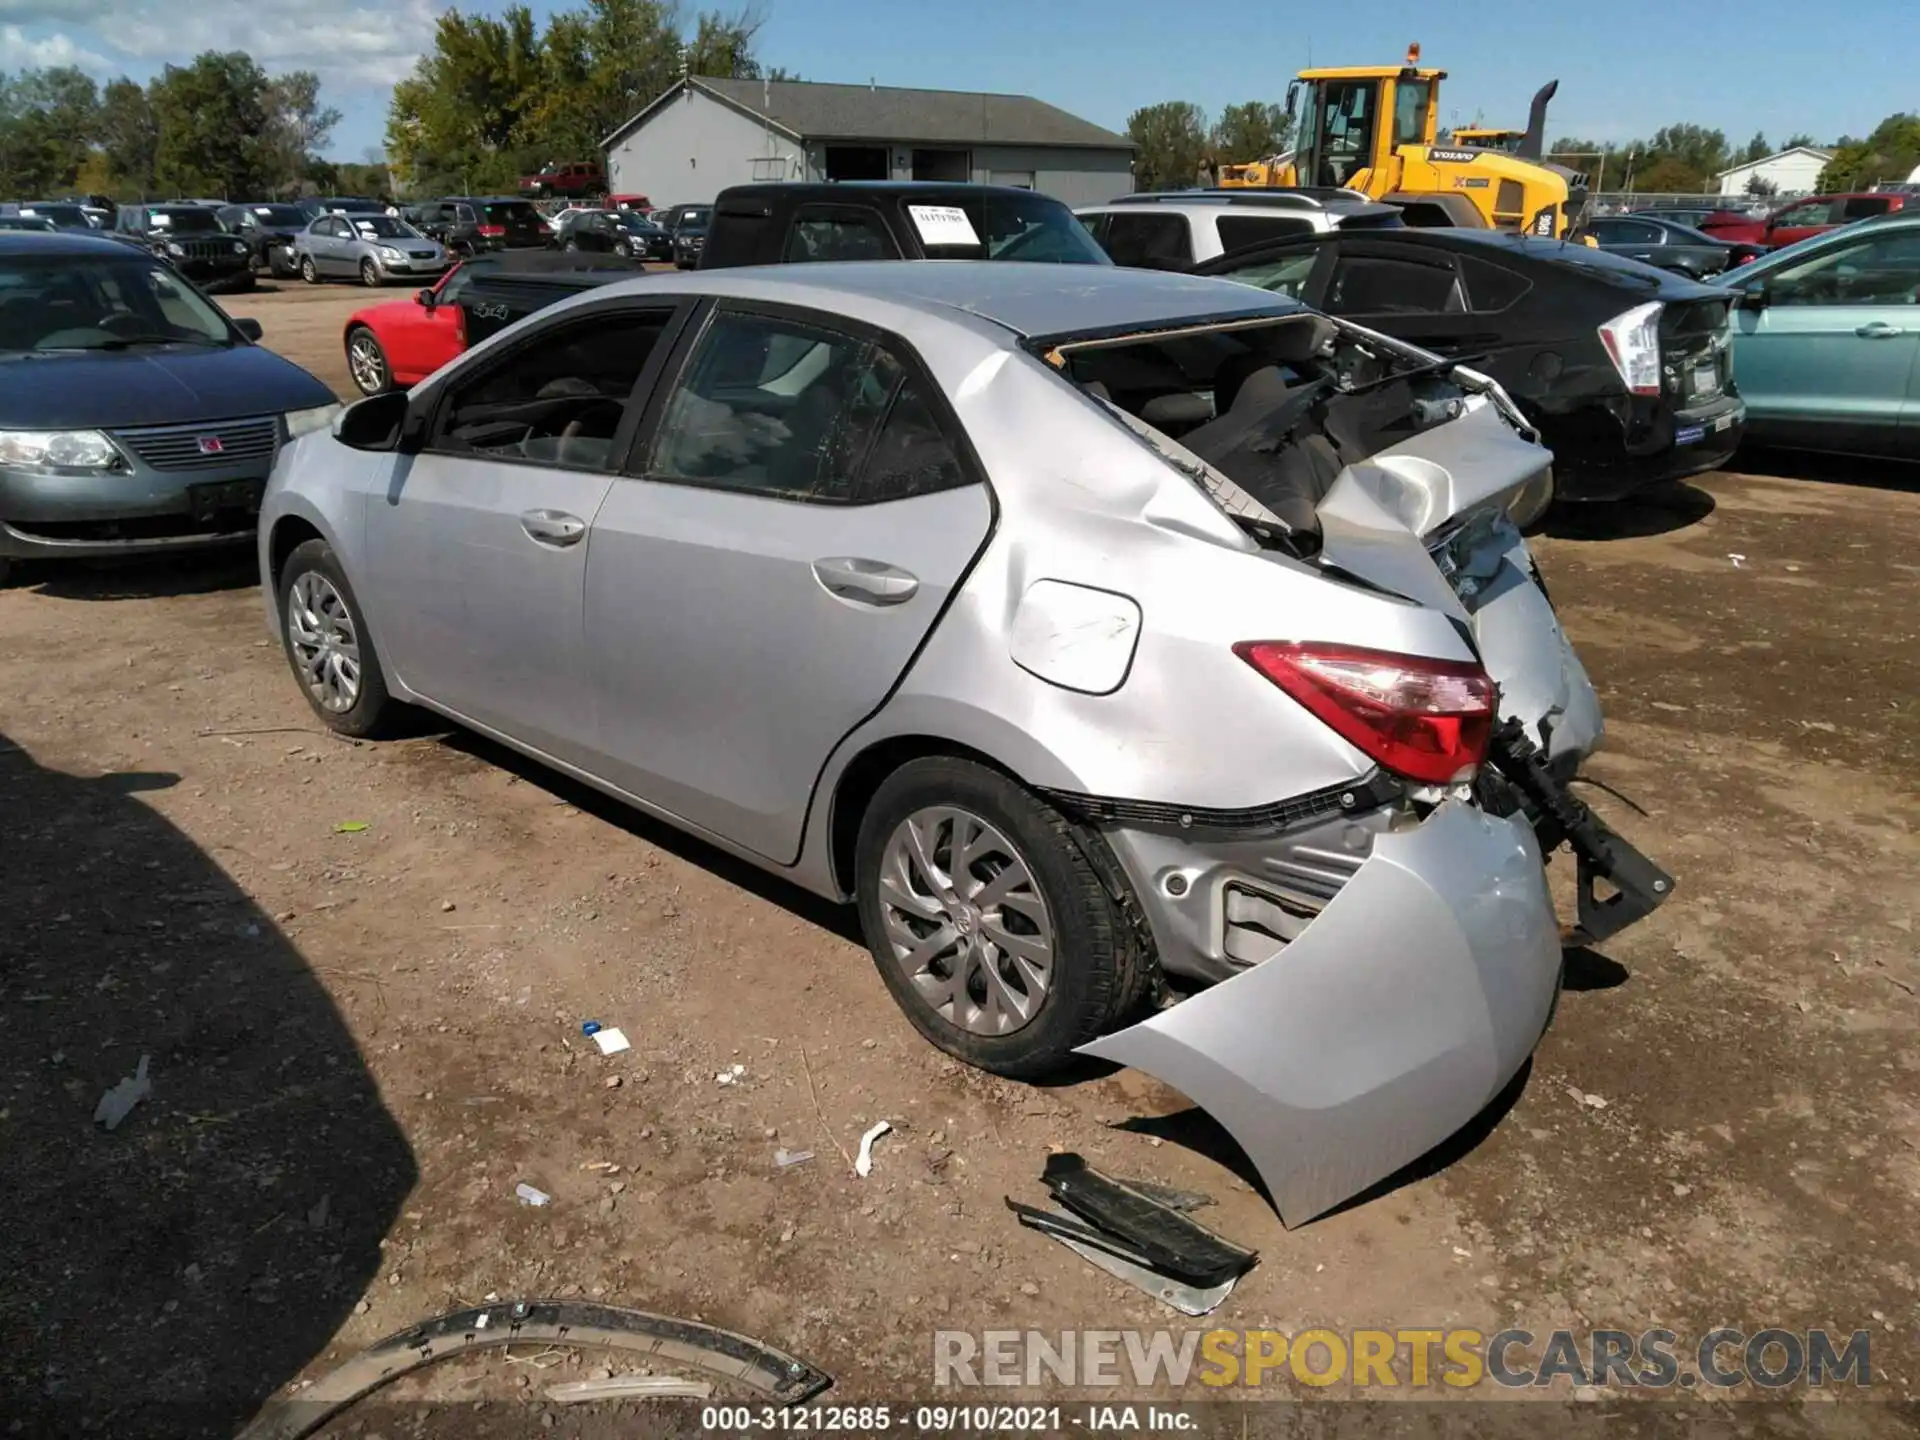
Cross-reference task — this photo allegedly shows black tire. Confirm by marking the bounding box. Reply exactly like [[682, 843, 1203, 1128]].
[[276, 538, 398, 739], [563, 238, 579, 252], [853, 756, 1156, 1079], [359, 258, 381, 288], [300, 254, 319, 284], [613, 240, 631, 259], [345, 325, 391, 396]]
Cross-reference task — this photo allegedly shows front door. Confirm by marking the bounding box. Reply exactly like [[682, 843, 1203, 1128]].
[[1731, 225, 1920, 455], [584, 304, 995, 862], [358, 301, 690, 761]]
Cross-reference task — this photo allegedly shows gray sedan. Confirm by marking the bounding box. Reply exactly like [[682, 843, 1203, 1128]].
[[295, 214, 449, 287], [257, 263, 1661, 1224]]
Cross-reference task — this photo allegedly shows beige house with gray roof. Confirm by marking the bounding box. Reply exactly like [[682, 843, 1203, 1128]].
[[603, 76, 1135, 207]]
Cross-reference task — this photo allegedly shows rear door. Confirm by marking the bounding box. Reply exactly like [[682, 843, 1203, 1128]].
[[1729, 225, 1920, 455], [358, 299, 693, 761], [1101, 211, 1196, 270], [582, 303, 995, 862]]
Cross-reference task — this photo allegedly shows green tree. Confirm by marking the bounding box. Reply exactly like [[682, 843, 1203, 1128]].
[[1740, 131, 1770, 164], [1783, 132, 1820, 149], [1210, 101, 1291, 164], [151, 52, 274, 198], [1819, 112, 1920, 191], [1127, 100, 1208, 192], [263, 71, 343, 196], [97, 77, 158, 196], [0, 67, 99, 195], [385, 5, 544, 194]]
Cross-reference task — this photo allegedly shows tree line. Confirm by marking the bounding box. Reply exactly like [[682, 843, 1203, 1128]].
[[387, 0, 783, 198], [1551, 115, 1919, 195], [1125, 101, 1292, 192], [0, 54, 374, 203]]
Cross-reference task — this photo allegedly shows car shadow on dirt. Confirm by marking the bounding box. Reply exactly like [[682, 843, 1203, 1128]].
[[1542, 480, 1717, 541], [1731, 445, 1920, 493], [17, 549, 261, 601], [0, 737, 415, 1438]]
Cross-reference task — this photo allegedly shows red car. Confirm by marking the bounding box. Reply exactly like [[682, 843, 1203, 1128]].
[[519, 160, 605, 200], [1702, 192, 1913, 247], [341, 263, 471, 396]]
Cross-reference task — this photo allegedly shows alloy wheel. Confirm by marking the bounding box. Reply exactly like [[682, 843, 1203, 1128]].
[[286, 571, 363, 713], [300, 255, 317, 284], [877, 806, 1055, 1037], [360, 259, 380, 287], [347, 332, 387, 395]]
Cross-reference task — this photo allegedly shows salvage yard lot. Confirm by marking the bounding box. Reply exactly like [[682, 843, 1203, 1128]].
[[2, 281, 1917, 1433]]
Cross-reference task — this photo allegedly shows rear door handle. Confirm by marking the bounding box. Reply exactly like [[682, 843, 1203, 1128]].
[[1856, 322, 1905, 339], [812, 557, 919, 606], [520, 509, 587, 547]]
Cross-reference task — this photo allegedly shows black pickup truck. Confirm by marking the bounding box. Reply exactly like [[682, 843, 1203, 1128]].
[[455, 251, 647, 346], [699, 182, 1111, 267]]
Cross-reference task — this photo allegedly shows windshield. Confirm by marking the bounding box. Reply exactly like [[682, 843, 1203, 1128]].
[[614, 212, 657, 232], [0, 254, 233, 352], [678, 207, 712, 229], [149, 208, 225, 234], [329, 199, 385, 213], [252, 205, 308, 227], [909, 192, 1110, 264], [346, 215, 420, 240]]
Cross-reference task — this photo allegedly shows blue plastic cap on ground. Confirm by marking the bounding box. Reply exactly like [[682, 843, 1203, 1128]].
[[582, 1020, 601, 1036]]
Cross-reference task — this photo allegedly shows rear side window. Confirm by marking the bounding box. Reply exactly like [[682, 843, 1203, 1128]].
[[783, 207, 901, 262], [1216, 215, 1316, 251], [1461, 255, 1531, 312], [1323, 254, 1464, 314], [648, 311, 972, 505], [1587, 217, 1661, 244], [1841, 196, 1893, 220], [1102, 212, 1194, 270]]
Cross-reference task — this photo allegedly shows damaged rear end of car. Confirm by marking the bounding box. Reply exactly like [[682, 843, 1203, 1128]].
[[1010, 299, 1672, 1224]]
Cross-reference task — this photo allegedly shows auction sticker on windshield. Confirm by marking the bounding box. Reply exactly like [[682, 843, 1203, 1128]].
[[909, 205, 980, 247]]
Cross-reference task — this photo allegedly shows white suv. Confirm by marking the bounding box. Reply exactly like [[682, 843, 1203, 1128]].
[[1076, 190, 1401, 270]]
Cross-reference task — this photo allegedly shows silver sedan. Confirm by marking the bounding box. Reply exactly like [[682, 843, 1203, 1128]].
[[294, 214, 449, 287], [257, 263, 1667, 1224]]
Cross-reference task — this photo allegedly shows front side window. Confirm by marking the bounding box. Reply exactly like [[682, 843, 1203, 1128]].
[[1392, 79, 1432, 147], [648, 311, 970, 505], [1765, 231, 1920, 307], [1214, 248, 1319, 298], [432, 311, 671, 468], [1772, 201, 1833, 228], [784, 207, 900, 262]]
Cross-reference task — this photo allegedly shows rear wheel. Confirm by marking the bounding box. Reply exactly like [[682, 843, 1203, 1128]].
[[346, 326, 391, 396], [300, 254, 318, 284], [278, 539, 396, 739], [853, 756, 1154, 1079]]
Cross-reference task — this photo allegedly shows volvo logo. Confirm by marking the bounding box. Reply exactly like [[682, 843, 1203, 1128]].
[[196, 436, 225, 455]]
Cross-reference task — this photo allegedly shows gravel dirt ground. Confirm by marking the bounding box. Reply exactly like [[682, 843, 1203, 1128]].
[[1, 286, 1915, 1437]]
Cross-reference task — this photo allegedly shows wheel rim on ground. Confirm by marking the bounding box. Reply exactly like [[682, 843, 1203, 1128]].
[[877, 806, 1055, 1037], [348, 333, 386, 395], [287, 571, 363, 713]]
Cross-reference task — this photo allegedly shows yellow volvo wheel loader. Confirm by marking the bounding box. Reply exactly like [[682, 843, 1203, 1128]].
[[1218, 46, 1591, 237]]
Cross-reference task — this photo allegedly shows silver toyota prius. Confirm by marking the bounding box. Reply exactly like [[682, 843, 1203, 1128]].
[[258, 262, 1671, 1224]]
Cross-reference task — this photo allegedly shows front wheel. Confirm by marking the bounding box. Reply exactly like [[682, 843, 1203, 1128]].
[[613, 240, 632, 259], [359, 258, 382, 287], [300, 254, 318, 284], [278, 539, 398, 739], [854, 756, 1153, 1078]]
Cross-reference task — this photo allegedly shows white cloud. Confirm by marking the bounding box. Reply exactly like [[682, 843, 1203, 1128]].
[[0, 22, 113, 70], [1, 1, 437, 88]]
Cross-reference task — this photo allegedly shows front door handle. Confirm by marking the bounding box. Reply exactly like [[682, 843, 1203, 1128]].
[[520, 509, 587, 547], [812, 557, 919, 606], [1856, 321, 1905, 339]]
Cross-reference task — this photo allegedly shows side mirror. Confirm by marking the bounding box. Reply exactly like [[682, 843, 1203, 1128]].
[[336, 390, 411, 452], [233, 317, 263, 341], [1736, 283, 1770, 311], [416, 288, 436, 309]]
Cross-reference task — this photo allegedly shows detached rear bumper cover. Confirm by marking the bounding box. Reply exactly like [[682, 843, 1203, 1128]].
[[1079, 801, 1560, 1227]]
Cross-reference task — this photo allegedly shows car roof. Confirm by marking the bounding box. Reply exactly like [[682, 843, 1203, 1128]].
[[574, 260, 1296, 339], [717, 181, 1047, 201], [0, 231, 152, 257]]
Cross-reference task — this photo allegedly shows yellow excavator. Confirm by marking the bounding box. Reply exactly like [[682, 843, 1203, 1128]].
[[1217, 45, 1590, 238]]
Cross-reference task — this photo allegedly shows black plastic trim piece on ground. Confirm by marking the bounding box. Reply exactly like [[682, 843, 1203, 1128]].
[[236, 1300, 832, 1440]]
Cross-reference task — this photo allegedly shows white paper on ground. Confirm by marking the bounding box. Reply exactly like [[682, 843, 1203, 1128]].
[[592, 1027, 630, 1055], [854, 1119, 892, 1177], [907, 205, 980, 248]]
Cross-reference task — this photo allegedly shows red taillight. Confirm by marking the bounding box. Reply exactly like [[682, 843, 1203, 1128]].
[[477, 223, 506, 237], [1234, 641, 1496, 785], [1736, 252, 1757, 265]]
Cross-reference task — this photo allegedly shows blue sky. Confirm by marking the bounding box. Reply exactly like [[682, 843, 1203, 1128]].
[[1, 0, 1907, 161]]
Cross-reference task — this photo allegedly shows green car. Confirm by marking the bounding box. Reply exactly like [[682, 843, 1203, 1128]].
[[1720, 213, 1920, 458]]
